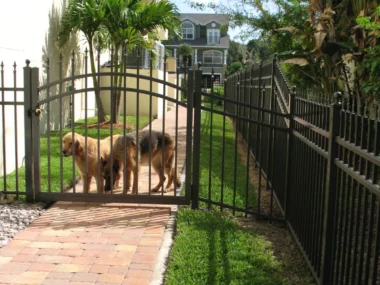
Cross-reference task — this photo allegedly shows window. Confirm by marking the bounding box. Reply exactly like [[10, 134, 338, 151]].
[[203, 50, 222, 64], [207, 29, 220, 44], [182, 21, 194, 39]]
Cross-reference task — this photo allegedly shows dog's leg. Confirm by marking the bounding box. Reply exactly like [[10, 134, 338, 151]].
[[152, 163, 166, 192], [131, 164, 140, 194], [96, 176, 104, 193], [82, 174, 92, 194], [123, 167, 132, 194], [165, 150, 175, 190]]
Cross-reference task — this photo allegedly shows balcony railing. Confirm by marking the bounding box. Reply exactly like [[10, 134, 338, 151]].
[[207, 36, 220, 44]]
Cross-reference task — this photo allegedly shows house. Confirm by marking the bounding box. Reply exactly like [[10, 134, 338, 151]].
[[164, 13, 230, 88]]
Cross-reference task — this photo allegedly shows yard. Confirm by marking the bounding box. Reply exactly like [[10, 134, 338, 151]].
[[165, 110, 315, 284]]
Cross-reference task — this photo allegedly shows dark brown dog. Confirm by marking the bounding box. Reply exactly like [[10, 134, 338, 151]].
[[102, 130, 181, 194]]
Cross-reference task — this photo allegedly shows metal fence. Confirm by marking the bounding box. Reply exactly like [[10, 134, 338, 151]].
[[223, 58, 380, 284], [0, 48, 191, 205], [2, 48, 380, 284]]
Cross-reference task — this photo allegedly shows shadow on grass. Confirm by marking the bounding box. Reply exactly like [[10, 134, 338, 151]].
[[165, 208, 282, 285]]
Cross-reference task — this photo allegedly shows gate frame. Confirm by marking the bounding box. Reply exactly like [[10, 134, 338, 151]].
[[23, 59, 193, 206]]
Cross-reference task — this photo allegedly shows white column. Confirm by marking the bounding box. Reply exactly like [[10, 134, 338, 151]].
[[224, 49, 227, 65], [194, 49, 198, 64]]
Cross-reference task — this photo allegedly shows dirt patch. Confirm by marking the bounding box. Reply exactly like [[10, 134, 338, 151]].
[[229, 118, 315, 283], [83, 120, 134, 131], [235, 216, 316, 284]]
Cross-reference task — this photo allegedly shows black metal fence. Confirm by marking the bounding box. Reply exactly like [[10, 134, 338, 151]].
[[2, 48, 380, 284], [222, 58, 380, 284]]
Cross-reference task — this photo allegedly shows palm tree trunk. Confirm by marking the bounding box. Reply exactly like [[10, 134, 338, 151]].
[[88, 41, 107, 123]]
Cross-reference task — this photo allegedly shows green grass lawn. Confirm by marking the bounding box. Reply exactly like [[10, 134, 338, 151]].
[[165, 208, 283, 285], [0, 115, 150, 194], [198, 110, 255, 212], [165, 109, 290, 285]]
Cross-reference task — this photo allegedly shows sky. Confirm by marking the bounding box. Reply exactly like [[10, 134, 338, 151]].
[[171, 0, 243, 42]]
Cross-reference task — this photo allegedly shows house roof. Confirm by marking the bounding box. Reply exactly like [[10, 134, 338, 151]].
[[179, 14, 229, 26]]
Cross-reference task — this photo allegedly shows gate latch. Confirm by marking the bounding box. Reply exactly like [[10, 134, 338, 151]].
[[28, 106, 47, 118]]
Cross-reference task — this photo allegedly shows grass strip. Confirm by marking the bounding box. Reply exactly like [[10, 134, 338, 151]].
[[198, 110, 256, 212], [165, 208, 283, 285]]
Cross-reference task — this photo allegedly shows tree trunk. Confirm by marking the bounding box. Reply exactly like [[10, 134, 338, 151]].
[[110, 45, 121, 124], [88, 41, 107, 123]]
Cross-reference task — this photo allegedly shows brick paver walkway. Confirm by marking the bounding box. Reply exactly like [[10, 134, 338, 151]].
[[0, 106, 188, 285]]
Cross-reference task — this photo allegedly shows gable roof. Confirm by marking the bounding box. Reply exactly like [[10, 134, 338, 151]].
[[179, 14, 229, 26]]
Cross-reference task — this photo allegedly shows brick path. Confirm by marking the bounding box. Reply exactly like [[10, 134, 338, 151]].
[[0, 106, 188, 285]]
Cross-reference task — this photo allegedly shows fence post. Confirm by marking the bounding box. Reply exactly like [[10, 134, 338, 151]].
[[284, 86, 296, 218], [321, 91, 342, 284], [267, 55, 277, 189], [23, 61, 39, 202], [186, 68, 194, 205], [191, 68, 203, 209]]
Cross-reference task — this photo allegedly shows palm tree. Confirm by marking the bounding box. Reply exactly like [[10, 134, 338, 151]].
[[59, 0, 107, 123], [101, 0, 181, 123]]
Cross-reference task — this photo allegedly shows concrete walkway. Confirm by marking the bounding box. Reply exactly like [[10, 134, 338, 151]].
[[0, 106, 188, 285]]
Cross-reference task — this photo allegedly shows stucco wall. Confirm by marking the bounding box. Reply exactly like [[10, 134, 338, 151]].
[[99, 68, 168, 119], [0, 0, 94, 177]]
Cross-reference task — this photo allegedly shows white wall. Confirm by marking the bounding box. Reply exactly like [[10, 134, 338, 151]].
[[0, 0, 95, 177]]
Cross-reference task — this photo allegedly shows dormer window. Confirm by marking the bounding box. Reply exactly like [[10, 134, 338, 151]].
[[207, 29, 220, 44], [182, 21, 194, 40]]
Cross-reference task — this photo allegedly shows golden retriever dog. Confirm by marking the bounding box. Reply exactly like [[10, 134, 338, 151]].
[[61, 132, 121, 193], [102, 129, 181, 194]]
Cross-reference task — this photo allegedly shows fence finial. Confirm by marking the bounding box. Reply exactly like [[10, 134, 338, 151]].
[[198, 62, 202, 69], [25, 60, 30, 67], [334, 91, 342, 104]]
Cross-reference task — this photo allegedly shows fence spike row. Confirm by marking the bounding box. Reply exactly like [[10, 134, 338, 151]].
[[334, 91, 342, 105]]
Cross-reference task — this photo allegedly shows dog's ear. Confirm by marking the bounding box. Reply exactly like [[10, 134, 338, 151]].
[[113, 159, 120, 172], [75, 139, 84, 155]]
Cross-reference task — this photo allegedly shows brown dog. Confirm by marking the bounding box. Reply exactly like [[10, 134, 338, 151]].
[[102, 130, 181, 194], [61, 132, 120, 193]]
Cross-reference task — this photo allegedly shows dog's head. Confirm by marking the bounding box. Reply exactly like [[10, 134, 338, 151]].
[[101, 156, 121, 192], [62, 132, 83, 157]]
